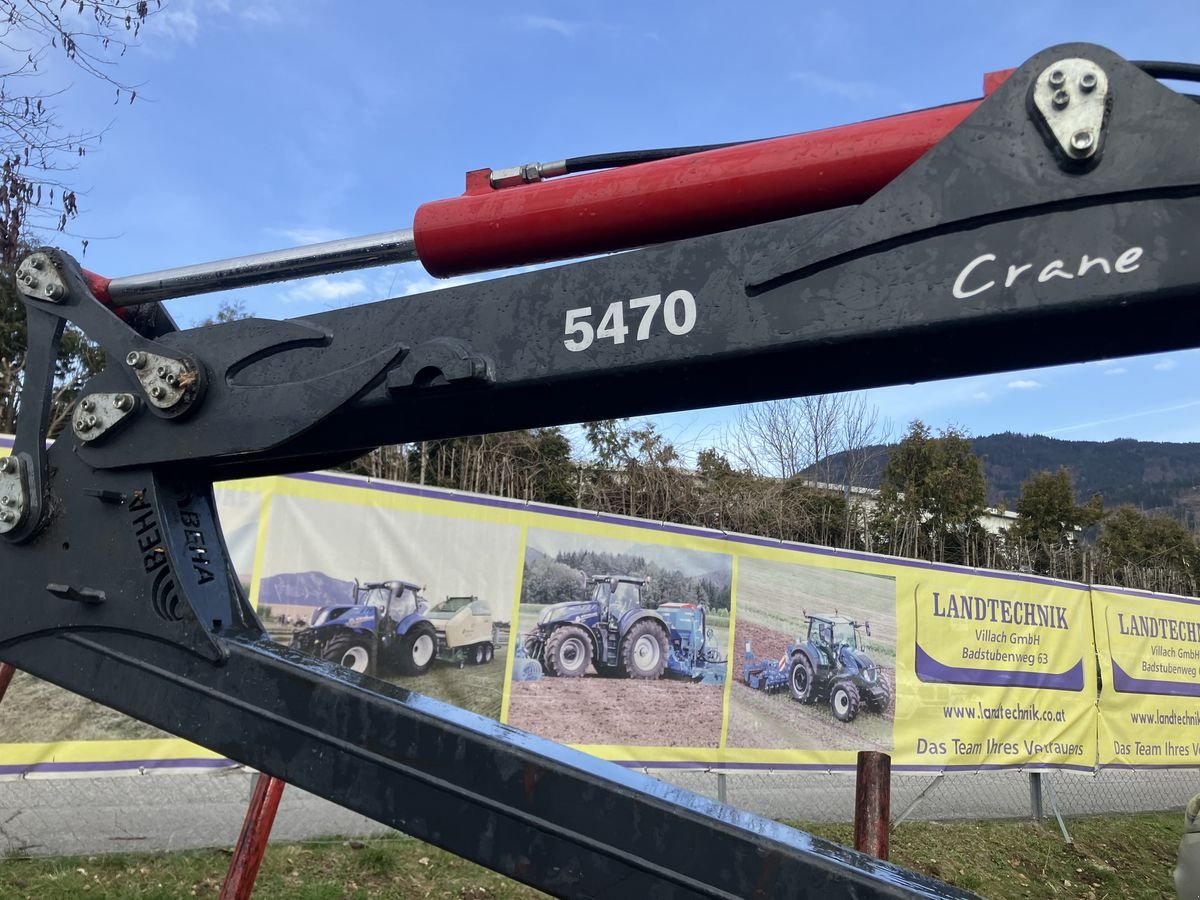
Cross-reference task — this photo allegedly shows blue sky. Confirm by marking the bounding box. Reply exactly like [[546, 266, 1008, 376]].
[[29, 0, 1200, 454]]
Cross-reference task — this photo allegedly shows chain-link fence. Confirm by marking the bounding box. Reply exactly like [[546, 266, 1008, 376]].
[[1, 765, 1195, 859]]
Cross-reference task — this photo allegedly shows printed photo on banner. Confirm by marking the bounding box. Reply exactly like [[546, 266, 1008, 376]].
[[257, 488, 520, 720], [507, 527, 732, 749], [727, 555, 897, 751]]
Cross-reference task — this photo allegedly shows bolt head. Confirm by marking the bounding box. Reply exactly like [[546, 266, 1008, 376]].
[[87, 415, 98, 427], [156, 365, 167, 377], [1080, 71, 1097, 93], [29, 256, 43, 270], [1049, 69, 1066, 88], [113, 394, 133, 411], [126, 351, 147, 369], [1, 457, 16, 474], [81, 399, 94, 412], [21, 273, 38, 289], [43, 282, 62, 300], [1071, 130, 1095, 152], [1, 496, 10, 506], [150, 386, 164, 399], [77, 417, 92, 432], [1052, 89, 1070, 109], [0, 510, 13, 524]]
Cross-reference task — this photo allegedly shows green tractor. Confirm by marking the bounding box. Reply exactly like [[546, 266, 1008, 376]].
[[785, 613, 891, 723]]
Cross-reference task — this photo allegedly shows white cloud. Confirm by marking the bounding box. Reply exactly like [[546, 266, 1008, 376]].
[[1154, 358, 1178, 371], [283, 276, 367, 304], [514, 14, 582, 38], [788, 71, 887, 103], [154, 3, 201, 44], [273, 227, 348, 245], [1046, 399, 1200, 435], [1103, 367, 1127, 376], [1007, 379, 1042, 390]]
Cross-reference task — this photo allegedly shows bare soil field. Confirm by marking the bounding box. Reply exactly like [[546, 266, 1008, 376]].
[[727, 620, 895, 751], [506, 677, 724, 748], [736, 557, 896, 668]]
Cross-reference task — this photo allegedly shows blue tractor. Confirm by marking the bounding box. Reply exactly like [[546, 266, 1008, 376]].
[[785, 613, 891, 723], [523, 575, 725, 683], [290, 579, 440, 676]]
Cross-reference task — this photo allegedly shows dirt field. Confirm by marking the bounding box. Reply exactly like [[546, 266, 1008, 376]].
[[506, 677, 724, 747], [727, 620, 895, 751]]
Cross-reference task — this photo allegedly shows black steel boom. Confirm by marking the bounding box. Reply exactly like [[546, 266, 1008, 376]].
[[3, 43, 1197, 897]]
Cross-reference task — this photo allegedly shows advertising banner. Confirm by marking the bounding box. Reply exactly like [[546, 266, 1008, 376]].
[[0, 434, 1193, 778], [1095, 586, 1200, 768], [900, 572, 1095, 771]]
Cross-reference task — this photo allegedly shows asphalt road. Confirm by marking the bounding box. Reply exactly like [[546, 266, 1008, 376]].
[[1, 765, 1196, 857]]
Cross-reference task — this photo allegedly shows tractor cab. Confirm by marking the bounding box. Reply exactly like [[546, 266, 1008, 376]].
[[353, 580, 426, 635], [807, 613, 865, 667], [591, 575, 645, 624]]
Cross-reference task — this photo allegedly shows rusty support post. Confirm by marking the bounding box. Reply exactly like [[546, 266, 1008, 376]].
[[220, 774, 287, 900], [854, 750, 891, 861], [0, 662, 15, 705]]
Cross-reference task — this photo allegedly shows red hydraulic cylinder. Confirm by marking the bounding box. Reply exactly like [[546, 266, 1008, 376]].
[[414, 100, 983, 278]]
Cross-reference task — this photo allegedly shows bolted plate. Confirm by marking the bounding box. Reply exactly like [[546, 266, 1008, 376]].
[[124, 349, 196, 411], [72, 393, 139, 443], [1032, 58, 1110, 164], [0, 455, 27, 535], [15, 251, 68, 303]]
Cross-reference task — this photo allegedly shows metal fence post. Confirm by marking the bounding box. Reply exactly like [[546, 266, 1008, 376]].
[[717, 771, 727, 805], [854, 751, 890, 860], [1029, 772, 1044, 822]]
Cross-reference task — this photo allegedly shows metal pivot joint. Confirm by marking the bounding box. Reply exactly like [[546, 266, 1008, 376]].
[[0, 456, 28, 535], [124, 349, 202, 414], [15, 251, 68, 303], [1031, 58, 1110, 167]]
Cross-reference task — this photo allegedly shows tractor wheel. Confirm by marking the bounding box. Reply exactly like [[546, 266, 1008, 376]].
[[471, 643, 486, 666], [788, 654, 815, 704], [482, 642, 494, 664], [830, 681, 861, 723], [323, 635, 373, 675], [867, 671, 892, 714], [395, 623, 438, 676], [544, 625, 592, 677], [621, 620, 668, 679]]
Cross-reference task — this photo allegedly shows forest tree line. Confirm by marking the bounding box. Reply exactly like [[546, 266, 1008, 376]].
[[341, 399, 1200, 598]]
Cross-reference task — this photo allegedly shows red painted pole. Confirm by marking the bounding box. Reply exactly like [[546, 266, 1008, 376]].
[[0, 662, 15, 705], [854, 750, 891, 860], [220, 774, 287, 900]]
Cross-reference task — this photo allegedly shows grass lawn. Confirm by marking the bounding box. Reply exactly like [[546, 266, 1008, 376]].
[[0, 811, 1185, 898]]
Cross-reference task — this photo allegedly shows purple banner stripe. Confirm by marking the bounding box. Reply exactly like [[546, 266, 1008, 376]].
[[0, 757, 235, 776], [1110, 659, 1200, 697], [614, 760, 1095, 773], [915, 644, 1085, 691]]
